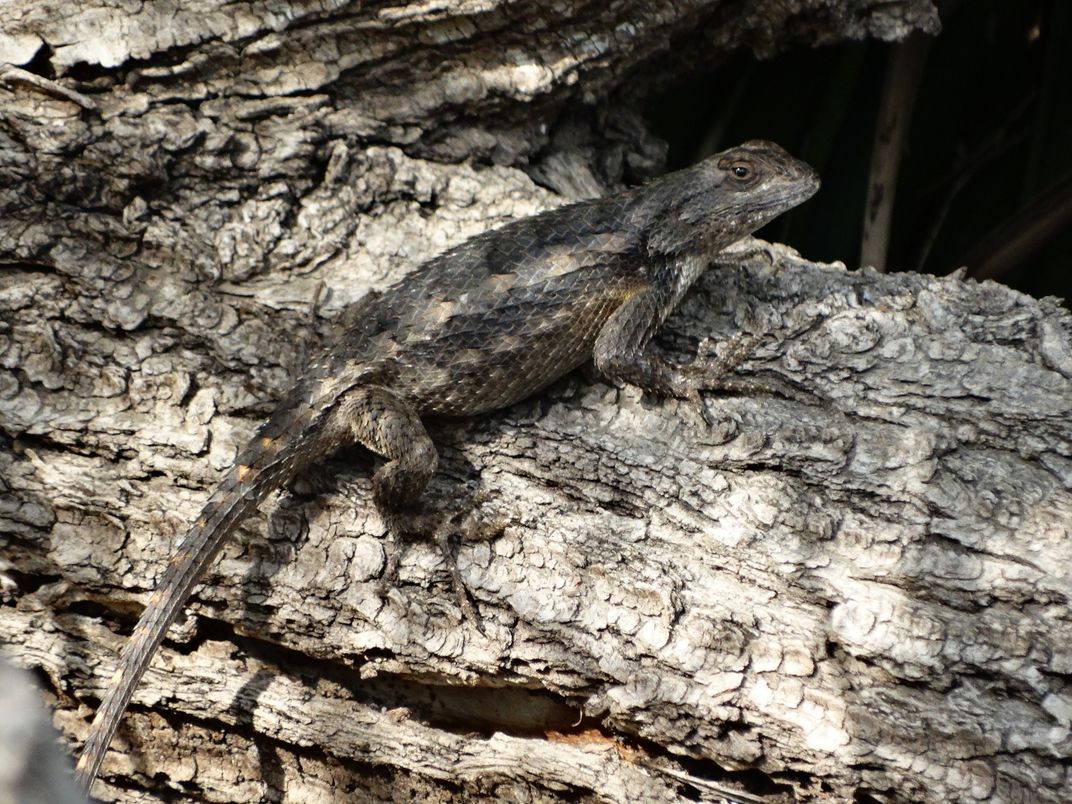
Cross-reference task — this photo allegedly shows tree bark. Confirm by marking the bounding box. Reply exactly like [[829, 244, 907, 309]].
[[10, 2, 1071, 804]]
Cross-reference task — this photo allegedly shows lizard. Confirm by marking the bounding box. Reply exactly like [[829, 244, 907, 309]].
[[74, 139, 819, 795]]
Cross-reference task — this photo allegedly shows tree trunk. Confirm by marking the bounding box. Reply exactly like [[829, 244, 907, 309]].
[[11, 2, 1072, 804]]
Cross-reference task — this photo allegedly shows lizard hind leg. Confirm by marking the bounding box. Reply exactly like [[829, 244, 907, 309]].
[[333, 384, 438, 536], [333, 385, 498, 629]]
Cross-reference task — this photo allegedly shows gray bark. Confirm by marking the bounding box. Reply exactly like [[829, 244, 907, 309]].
[[0, 656, 83, 804], [9, 2, 1070, 804]]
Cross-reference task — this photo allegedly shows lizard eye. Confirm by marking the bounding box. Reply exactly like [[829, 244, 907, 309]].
[[731, 164, 752, 180]]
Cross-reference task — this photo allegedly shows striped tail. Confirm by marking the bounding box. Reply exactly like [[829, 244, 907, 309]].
[[75, 400, 336, 796]]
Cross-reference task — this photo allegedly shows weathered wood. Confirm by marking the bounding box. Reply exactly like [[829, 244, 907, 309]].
[[7, 242, 1072, 801], [11, 2, 1070, 804]]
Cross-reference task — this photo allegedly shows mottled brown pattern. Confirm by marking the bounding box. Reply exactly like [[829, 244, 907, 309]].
[[75, 141, 819, 793]]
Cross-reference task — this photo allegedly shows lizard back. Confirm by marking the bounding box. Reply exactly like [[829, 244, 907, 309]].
[[327, 192, 649, 416]]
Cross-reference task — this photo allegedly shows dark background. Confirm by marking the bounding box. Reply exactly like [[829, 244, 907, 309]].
[[650, 0, 1071, 305]]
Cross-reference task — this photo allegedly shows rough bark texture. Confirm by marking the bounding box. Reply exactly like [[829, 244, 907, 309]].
[[11, 2, 1072, 804]]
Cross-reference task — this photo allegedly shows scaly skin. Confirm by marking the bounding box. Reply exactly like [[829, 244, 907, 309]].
[[75, 140, 819, 795]]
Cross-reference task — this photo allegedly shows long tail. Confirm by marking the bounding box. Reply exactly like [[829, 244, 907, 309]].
[[74, 397, 340, 795]]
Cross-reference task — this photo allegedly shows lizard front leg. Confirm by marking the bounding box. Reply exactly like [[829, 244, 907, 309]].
[[592, 278, 786, 413]]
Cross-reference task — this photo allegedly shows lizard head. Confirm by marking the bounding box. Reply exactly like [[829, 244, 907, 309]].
[[640, 140, 820, 257]]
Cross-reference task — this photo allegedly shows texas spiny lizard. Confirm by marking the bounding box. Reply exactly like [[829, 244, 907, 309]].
[[75, 140, 819, 793]]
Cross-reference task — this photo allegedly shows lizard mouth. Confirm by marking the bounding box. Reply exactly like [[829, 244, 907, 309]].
[[755, 175, 820, 216], [784, 165, 822, 202], [762, 170, 821, 214]]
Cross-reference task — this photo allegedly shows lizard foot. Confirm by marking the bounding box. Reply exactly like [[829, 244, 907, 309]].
[[684, 333, 826, 422], [433, 493, 507, 635], [379, 492, 506, 633]]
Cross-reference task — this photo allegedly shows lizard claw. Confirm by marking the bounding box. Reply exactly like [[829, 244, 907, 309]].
[[381, 495, 506, 634], [433, 504, 507, 635], [681, 330, 827, 415], [683, 388, 717, 427]]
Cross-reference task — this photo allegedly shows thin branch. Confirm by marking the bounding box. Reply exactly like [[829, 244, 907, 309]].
[[860, 33, 930, 272]]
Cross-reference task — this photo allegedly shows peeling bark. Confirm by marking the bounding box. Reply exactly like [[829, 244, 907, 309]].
[[9, 3, 1069, 804]]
